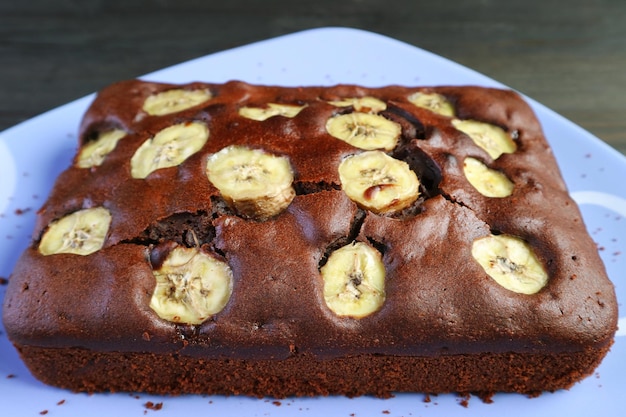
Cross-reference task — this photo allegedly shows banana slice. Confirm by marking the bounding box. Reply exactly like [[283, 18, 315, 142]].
[[407, 91, 455, 117], [206, 145, 295, 220], [321, 241, 386, 318], [239, 103, 307, 121], [472, 234, 548, 294], [76, 129, 127, 168], [338, 150, 420, 214], [131, 121, 209, 179], [149, 245, 233, 325], [328, 96, 387, 113], [326, 112, 401, 151], [39, 207, 112, 256], [143, 88, 212, 116], [463, 157, 514, 198], [452, 119, 517, 160]]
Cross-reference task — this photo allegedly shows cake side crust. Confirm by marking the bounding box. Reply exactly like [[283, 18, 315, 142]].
[[16, 344, 612, 398]]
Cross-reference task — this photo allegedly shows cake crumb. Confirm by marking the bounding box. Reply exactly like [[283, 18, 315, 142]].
[[144, 401, 163, 411], [458, 393, 470, 408], [39, 411, 48, 416], [272, 400, 282, 406], [0, 277, 8, 285], [57, 399, 66, 406], [423, 394, 431, 403], [382, 410, 390, 414], [477, 392, 494, 404], [14, 207, 32, 215], [6, 374, 16, 379]]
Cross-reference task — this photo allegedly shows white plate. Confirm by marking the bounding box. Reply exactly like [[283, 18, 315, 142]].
[[1, 27, 624, 417]]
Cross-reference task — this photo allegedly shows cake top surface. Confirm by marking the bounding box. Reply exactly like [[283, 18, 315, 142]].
[[3, 80, 617, 359]]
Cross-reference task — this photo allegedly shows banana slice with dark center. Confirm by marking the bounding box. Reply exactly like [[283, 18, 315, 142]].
[[321, 241, 386, 318], [472, 233, 548, 294]]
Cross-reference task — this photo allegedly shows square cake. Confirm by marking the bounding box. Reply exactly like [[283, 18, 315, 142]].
[[2, 80, 617, 398]]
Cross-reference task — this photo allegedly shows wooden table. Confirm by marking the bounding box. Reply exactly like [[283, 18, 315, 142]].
[[1, 0, 624, 155]]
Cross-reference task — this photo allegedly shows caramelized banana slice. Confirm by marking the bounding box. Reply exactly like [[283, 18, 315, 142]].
[[339, 150, 420, 214]]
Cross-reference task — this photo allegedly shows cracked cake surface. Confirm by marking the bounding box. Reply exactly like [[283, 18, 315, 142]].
[[2, 80, 618, 397]]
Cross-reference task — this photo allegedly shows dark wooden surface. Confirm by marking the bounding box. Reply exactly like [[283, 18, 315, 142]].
[[1, 0, 625, 155]]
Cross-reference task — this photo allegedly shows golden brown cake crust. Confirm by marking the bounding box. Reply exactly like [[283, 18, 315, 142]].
[[2, 80, 618, 397]]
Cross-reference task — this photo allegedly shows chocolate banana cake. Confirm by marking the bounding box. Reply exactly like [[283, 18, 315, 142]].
[[2, 80, 617, 398]]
